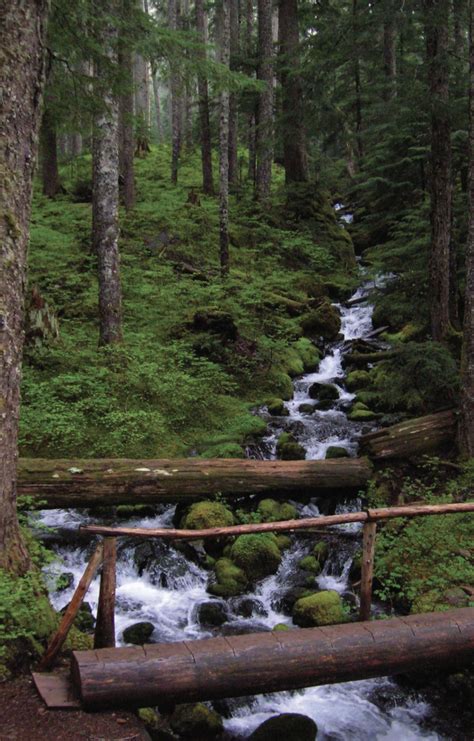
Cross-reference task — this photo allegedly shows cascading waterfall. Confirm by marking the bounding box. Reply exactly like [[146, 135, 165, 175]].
[[36, 267, 445, 740]]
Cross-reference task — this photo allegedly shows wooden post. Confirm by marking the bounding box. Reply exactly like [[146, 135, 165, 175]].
[[38, 543, 104, 671], [359, 521, 377, 621], [94, 537, 117, 649]]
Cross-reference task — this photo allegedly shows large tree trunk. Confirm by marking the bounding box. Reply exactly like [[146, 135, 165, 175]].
[[278, 0, 309, 184], [0, 0, 50, 574], [424, 0, 453, 342], [40, 106, 62, 198], [352, 0, 363, 160], [460, 1, 474, 456], [382, 1, 397, 100], [228, 0, 239, 189], [245, 0, 257, 184], [151, 66, 164, 143], [196, 0, 214, 194], [93, 1, 123, 346], [169, 0, 181, 184], [219, 0, 231, 276], [119, 0, 136, 210], [255, 0, 274, 201]]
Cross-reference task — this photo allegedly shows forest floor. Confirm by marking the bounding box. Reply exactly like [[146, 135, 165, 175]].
[[0, 676, 149, 741]]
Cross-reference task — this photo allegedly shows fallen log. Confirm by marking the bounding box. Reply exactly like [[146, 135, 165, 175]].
[[17, 457, 373, 509], [359, 409, 456, 460], [71, 607, 474, 709]]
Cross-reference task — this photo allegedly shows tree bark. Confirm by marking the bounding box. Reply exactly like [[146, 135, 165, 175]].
[[359, 409, 456, 459], [119, 0, 136, 210], [40, 106, 62, 198], [245, 0, 257, 184], [460, 0, 474, 456], [93, 0, 123, 346], [0, 0, 50, 574], [424, 0, 453, 342], [169, 0, 181, 184], [382, 1, 397, 100], [256, 0, 274, 201], [228, 0, 240, 189], [72, 608, 474, 709], [151, 66, 164, 142], [219, 0, 231, 276], [352, 0, 363, 160], [196, 0, 214, 193], [278, 0, 309, 184]]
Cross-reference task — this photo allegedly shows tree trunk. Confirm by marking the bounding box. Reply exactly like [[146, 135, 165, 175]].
[[169, 0, 181, 184], [352, 0, 363, 160], [40, 107, 62, 198], [71, 133, 83, 157], [0, 0, 50, 574], [256, 0, 274, 201], [219, 0, 231, 277], [460, 0, 474, 455], [228, 0, 239, 189], [382, 1, 397, 100], [196, 0, 214, 194], [424, 0, 453, 342], [151, 67, 164, 143], [278, 0, 309, 184], [93, 1, 123, 346], [134, 53, 151, 155], [359, 409, 456, 459], [245, 0, 257, 184], [119, 0, 136, 210]]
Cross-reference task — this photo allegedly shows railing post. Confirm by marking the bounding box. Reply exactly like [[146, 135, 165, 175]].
[[94, 537, 117, 649], [359, 521, 377, 622]]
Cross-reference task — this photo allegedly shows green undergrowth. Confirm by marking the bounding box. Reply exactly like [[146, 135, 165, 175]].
[[22, 145, 356, 458], [368, 460, 474, 614]]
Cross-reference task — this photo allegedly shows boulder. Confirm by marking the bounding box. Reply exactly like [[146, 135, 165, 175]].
[[56, 572, 74, 592], [249, 713, 318, 741], [294, 337, 320, 372], [197, 601, 228, 627], [276, 432, 306, 461], [170, 703, 223, 739], [230, 533, 282, 580], [61, 601, 94, 633], [182, 501, 234, 530], [301, 299, 341, 341], [234, 597, 268, 618], [348, 401, 380, 422], [313, 541, 329, 564], [299, 403, 316, 414], [257, 498, 297, 522], [345, 370, 371, 391], [325, 446, 350, 459], [308, 383, 339, 401], [123, 621, 155, 645], [298, 555, 322, 575], [266, 398, 289, 416], [208, 558, 248, 598], [293, 590, 346, 627]]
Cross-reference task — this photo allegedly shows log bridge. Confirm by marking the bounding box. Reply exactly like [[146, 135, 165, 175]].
[[18, 410, 456, 509], [34, 500, 474, 710]]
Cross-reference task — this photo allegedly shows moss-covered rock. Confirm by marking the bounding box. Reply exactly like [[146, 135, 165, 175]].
[[294, 337, 320, 372], [197, 601, 227, 627], [298, 555, 321, 574], [269, 371, 294, 401], [230, 533, 282, 580], [183, 501, 234, 530], [293, 590, 346, 627], [282, 347, 305, 378], [200, 442, 245, 458], [257, 498, 297, 522], [275, 534, 292, 551], [301, 299, 341, 340], [209, 558, 248, 597], [170, 703, 223, 739], [272, 623, 291, 631], [266, 398, 289, 416], [249, 713, 318, 741], [276, 432, 306, 460], [325, 446, 350, 459], [299, 403, 316, 414], [308, 383, 339, 401], [348, 401, 380, 421], [346, 370, 371, 391], [123, 621, 155, 645], [313, 541, 329, 564]]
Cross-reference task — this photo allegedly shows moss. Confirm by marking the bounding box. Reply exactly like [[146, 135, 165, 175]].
[[300, 299, 341, 340], [200, 442, 245, 458], [276, 432, 306, 460], [257, 498, 297, 522], [281, 346, 305, 378], [313, 541, 329, 564], [345, 370, 371, 391], [183, 501, 234, 530], [308, 383, 339, 401], [294, 337, 320, 372], [209, 557, 248, 597], [325, 446, 350, 459], [348, 402, 380, 421], [273, 623, 291, 631], [382, 323, 424, 343], [293, 590, 346, 627], [298, 555, 321, 574], [268, 371, 294, 401], [298, 403, 316, 414], [266, 398, 289, 416], [230, 533, 282, 580], [275, 534, 292, 550], [170, 703, 224, 738]]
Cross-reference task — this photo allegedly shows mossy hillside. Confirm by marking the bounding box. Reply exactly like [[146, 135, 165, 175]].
[[22, 146, 356, 458]]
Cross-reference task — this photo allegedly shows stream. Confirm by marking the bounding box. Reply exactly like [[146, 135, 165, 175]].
[[34, 270, 447, 740]]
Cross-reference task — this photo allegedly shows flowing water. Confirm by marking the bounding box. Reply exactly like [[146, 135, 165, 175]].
[[35, 270, 447, 740]]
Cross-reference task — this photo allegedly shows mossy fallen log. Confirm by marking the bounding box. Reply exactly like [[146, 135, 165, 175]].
[[359, 409, 456, 459], [17, 457, 373, 509]]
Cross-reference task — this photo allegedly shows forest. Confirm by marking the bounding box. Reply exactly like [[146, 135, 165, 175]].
[[0, 0, 473, 739]]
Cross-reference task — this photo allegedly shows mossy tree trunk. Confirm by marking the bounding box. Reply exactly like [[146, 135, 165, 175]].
[[0, 0, 50, 574], [228, 0, 239, 190], [118, 0, 136, 210], [168, 0, 181, 185], [278, 0, 309, 184], [256, 0, 274, 201], [424, 0, 453, 342], [196, 0, 214, 194], [460, 1, 474, 456], [93, 0, 123, 346], [245, 0, 257, 185], [40, 105, 62, 198], [219, 0, 231, 277]]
